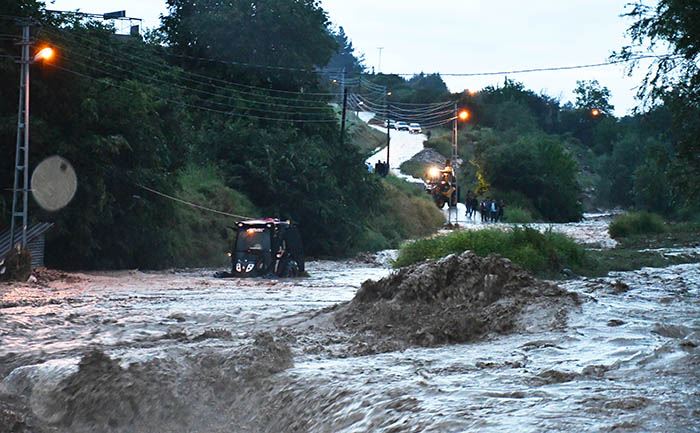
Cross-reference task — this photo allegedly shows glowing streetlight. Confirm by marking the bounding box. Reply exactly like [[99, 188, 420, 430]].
[[9, 35, 57, 250], [591, 108, 601, 117], [33, 46, 55, 62], [458, 109, 470, 121]]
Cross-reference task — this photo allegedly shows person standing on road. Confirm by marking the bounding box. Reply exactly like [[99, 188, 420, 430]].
[[465, 191, 473, 218]]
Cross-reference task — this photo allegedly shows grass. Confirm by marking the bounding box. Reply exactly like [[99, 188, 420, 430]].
[[394, 226, 587, 277], [398, 159, 428, 179], [355, 175, 444, 252], [608, 211, 666, 239], [346, 112, 387, 154], [503, 206, 535, 223], [171, 164, 259, 267]]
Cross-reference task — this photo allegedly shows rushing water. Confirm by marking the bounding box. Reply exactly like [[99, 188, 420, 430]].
[[1, 225, 698, 432]]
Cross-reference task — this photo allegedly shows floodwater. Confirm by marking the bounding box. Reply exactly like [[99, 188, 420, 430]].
[[1, 225, 699, 432]]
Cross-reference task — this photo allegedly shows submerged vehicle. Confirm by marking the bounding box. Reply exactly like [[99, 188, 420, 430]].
[[425, 162, 458, 208], [215, 218, 305, 278]]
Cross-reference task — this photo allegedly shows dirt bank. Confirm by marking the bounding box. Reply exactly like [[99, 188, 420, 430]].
[[1, 332, 292, 433], [333, 251, 579, 349]]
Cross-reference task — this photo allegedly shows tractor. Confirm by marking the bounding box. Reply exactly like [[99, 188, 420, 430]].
[[425, 162, 458, 209], [215, 218, 304, 278]]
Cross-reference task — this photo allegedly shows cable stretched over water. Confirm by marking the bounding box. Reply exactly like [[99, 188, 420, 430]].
[[136, 183, 254, 220]]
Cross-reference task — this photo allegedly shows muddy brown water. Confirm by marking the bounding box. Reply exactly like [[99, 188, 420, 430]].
[[1, 229, 699, 432]]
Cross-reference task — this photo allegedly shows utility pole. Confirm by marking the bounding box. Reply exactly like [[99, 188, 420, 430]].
[[9, 22, 32, 249], [340, 88, 348, 144], [452, 102, 458, 160], [339, 67, 346, 105], [385, 106, 391, 173], [377, 47, 384, 73]]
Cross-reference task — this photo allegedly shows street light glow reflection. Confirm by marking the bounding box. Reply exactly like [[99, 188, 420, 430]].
[[34, 47, 54, 62]]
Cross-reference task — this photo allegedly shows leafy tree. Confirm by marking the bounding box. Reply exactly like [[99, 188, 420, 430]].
[[326, 26, 364, 74], [573, 80, 614, 113], [161, 0, 336, 92], [618, 0, 700, 212], [479, 133, 582, 222]]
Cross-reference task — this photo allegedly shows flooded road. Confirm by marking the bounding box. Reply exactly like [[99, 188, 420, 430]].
[[1, 246, 699, 431]]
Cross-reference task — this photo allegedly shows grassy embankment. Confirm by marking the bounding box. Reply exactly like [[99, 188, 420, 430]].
[[357, 176, 444, 252], [172, 165, 443, 266], [171, 164, 260, 267], [394, 212, 700, 279], [346, 112, 387, 154]]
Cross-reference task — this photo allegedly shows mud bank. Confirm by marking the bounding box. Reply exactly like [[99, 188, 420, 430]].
[[1, 333, 292, 433], [333, 251, 579, 349]]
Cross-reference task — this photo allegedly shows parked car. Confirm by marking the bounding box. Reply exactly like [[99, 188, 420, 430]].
[[383, 119, 396, 129], [409, 123, 422, 134], [395, 121, 410, 131]]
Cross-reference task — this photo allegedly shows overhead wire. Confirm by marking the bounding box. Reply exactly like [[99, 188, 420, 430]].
[[387, 54, 679, 77], [41, 26, 340, 98], [136, 183, 254, 220], [50, 40, 336, 116], [41, 27, 339, 106], [51, 63, 339, 123]]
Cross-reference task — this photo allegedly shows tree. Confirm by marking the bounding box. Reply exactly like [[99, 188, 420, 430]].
[[479, 133, 582, 222], [326, 26, 364, 74], [573, 80, 614, 113], [618, 0, 700, 211], [161, 0, 337, 92]]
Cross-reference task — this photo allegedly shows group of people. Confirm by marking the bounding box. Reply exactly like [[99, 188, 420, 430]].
[[366, 161, 390, 177], [464, 192, 505, 223]]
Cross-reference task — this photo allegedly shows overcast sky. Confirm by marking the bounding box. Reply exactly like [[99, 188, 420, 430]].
[[47, 0, 656, 115]]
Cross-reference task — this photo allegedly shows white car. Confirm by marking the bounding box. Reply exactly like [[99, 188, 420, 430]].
[[409, 123, 422, 134], [395, 121, 410, 131]]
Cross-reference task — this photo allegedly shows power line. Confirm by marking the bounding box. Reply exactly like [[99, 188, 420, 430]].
[[53, 42, 337, 117], [136, 183, 254, 220], [41, 27, 340, 104], [164, 51, 343, 74], [52, 63, 339, 123], [41, 27, 340, 98], [387, 55, 677, 77]]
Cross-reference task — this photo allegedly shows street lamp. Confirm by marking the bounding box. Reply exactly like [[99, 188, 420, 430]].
[[8, 22, 56, 250], [451, 106, 471, 161], [591, 108, 602, 117], [33, 46, 55, 62]]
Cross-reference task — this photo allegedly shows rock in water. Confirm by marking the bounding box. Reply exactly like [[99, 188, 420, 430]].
[[334, 251, 579, 348]]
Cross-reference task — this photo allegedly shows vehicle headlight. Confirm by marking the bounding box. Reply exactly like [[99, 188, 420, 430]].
[[235, 263, 242, 272], [246, 263, 255, 273]]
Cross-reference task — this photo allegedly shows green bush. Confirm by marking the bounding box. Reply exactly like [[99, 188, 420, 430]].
[[608, 211, 666, 239], [478, 132, 583, 222], [394, 226, 587, 277], [424, 134, 453, 157], [503, 206, 535, 223], [354, 176, 443, 252], [171, 164, 260, 267], [399, 160, 428, 179]]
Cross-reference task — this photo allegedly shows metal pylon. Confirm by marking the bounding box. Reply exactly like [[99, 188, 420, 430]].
[[9, 23, 31, 248]]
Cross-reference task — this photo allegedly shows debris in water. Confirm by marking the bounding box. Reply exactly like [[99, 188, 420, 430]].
[[334, 251, 579, 348]]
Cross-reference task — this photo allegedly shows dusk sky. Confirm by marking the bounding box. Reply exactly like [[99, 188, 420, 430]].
[[47, 0, 659, 115]]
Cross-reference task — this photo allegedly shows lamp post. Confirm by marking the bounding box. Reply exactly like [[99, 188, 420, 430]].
[[451, 106, 470, 161], [9, 22, 54, 249]]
